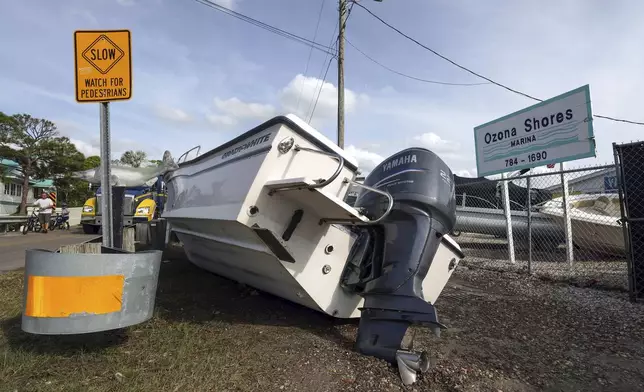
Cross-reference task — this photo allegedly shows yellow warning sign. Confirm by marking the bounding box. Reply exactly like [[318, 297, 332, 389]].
[[74, 30, 132, 102]]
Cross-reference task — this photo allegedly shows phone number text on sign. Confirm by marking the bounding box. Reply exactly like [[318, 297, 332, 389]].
[[504, 151, 548, 168]]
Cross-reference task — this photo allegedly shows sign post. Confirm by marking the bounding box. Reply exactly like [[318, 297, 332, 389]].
[[74, 30, 132, 248], [474, 85, 595, 178], [99, 102, 113, 247]]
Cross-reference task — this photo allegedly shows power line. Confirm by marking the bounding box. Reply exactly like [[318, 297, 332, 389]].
[[194, 0, 337, 56], [593, 115, 644, 126], [308, 1, 356, 123], [306, 26, 338, 122], [309, 53, 335, 123], [351, 1, 539, 100], [296, 0, 328, 113], [352, 1, 644, 127], [345, 37, 490, 86], [306, 12, 343, 122]]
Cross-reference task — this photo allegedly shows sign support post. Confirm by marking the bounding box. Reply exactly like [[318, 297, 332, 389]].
[[100, 102, 113, 247], [501, 173, 516, 264], [560, 162, 574, 264], [526, 176, 533, 274]]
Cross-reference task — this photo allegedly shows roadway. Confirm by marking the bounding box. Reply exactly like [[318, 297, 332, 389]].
[[0, 227, 98, 272]]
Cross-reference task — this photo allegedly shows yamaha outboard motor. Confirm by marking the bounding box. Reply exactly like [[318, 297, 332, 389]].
[[342, 147, 456, 384]]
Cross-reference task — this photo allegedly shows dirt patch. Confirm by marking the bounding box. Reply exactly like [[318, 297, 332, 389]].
[[1, 248, 644, 391]]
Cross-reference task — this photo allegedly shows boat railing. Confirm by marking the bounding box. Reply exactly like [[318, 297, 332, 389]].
[[177, 145, 201, 165], [265, 144, 395, 226], [320, 178, 394, 226], [294, 145, 344, 189], [267, 144, 345, 194]]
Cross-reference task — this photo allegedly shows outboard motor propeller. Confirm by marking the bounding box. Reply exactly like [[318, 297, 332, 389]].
[[346, 147, 457, 385]]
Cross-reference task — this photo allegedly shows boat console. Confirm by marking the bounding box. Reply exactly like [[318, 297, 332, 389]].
[[163, 114, 464, 384]]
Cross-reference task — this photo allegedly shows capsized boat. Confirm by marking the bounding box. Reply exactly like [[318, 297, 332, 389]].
[[163, 114, 464, 384], [538, 193, 624, 255]]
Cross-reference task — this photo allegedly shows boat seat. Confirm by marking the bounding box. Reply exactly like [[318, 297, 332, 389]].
[[264, 177, 369, 224]]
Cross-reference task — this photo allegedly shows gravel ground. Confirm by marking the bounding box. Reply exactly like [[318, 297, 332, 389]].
[[2, 245, 644, 391], [455, 232, 628, 290]]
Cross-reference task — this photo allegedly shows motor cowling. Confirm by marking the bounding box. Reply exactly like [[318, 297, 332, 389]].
[[349, 147, 456, 383]]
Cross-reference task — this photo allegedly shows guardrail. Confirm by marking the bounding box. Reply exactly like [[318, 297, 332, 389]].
[[0, 215, 28, 234]]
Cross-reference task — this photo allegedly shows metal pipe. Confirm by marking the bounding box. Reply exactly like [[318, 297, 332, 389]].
[[501, 164, 615, 181], [527, 176, 533, 274], [177, 145, 201, 165], [560, 162, 574, 265], [342, 178, 394, 225], [501, 173, 516, 264], [293, 145, 345, 189], [100, 102, 113, 248]]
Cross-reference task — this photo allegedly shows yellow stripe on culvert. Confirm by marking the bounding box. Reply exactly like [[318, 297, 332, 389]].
[[25, 275, 125, 317]]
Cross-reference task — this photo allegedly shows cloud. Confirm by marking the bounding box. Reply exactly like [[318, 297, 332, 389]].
[[212, 0, 240, 10], [206, 114, 237, 127], [412, 132, 461, 155], [455, 169, 475, 177], [70, 138, 100, 157], [67, 9, 98, 26], [116, 0, 135, 6], [205, 97, 275, 127], [279, 74, 369, 126], [345, 145, 384, 174], [0, 78, 75, 106], [204, 74, 369, 130], [154, 105, 192, 123], [213, 97, 275, 119]]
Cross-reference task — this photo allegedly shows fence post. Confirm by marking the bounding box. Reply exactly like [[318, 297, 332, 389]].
[[527, 176, 533, 274], [501, 173, 516, 264], [560, 163, 574, 264], [462, 192, 466, 207], [613, 142, 635, 301]]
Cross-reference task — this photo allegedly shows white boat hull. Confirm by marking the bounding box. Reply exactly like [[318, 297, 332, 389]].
[[539, 194, 625, 255], [163, 114, 464, 319]]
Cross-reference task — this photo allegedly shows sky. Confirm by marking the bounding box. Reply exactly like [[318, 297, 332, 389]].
[[1, 0, 644, 178]]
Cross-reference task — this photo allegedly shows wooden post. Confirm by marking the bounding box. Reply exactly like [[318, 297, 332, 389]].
[[59, 242, 101, 254], [123, 226, 135, 252], [57, 226, 135, 254]]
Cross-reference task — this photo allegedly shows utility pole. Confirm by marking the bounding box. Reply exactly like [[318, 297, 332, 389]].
[[337, 0, 347, 149]]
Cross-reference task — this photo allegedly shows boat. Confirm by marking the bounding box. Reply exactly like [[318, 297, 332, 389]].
[[162, 113, 465, 384], [453, 206, 565, 249], [453, 173, 554, 211], [537, 193, 624, 255]]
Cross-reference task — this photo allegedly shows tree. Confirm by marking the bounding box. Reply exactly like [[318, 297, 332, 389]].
[[45, 137, 90, 207], [54, 155, 103, 207], [120, 150, 147, 168], [0, 113, 85, 214], [84, 155, 100, 170]]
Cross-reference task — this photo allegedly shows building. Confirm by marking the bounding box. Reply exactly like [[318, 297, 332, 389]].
[[544, 167, 617, 194], [1, 158, 55, 215]]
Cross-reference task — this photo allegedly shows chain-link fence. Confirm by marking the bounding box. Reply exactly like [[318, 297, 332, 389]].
[[452, 164, 628, 291], [613, 141, 644, 301]]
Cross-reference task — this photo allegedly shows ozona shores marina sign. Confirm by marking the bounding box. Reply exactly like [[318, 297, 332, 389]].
[[474, 85, 596, 177]]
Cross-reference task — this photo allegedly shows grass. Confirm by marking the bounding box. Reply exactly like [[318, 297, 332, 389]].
[[0, 248, 398, 392], [4, 245, 643, 391]]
